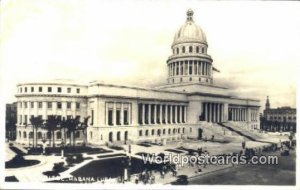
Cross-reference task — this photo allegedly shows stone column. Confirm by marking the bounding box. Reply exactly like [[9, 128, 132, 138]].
[[154, 104, 157, 124], [216, 104, 219, 123], [160, 104, 163, 124], [142, 104, 145, 125], [165, 105, 168, 124], [209, 103, 212, 123], [170, 105, 173, 124], [184, 106, 187, 123], [113, 102, 116, 126], [42, 101, 47, 120], [148, 104, 151, 125], [187, 61, 190, 75], [179, 105, 182, 123], [175, 105, 178, 124], [205, 103, 208, 121], [120, 103, 124, 125]]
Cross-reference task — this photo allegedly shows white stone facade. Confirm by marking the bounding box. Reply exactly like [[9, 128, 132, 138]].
[[15, 10, 260, 146]]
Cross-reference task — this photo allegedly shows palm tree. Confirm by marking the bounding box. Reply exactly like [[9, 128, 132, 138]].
[[64, 117, 80, 147], [60, 117, 68, 146], [45, 115, 61, 147], [78, 116, 90, 147], [29, 116, 44, 148]]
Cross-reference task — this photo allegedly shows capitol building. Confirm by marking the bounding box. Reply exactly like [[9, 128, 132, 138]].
[[15, 10, 260, 146]]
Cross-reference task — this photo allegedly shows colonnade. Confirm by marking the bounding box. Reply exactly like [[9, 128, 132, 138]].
[[138, 103, 187, 125], [168, 60, 211, 77], [202, 102, 224, 123]]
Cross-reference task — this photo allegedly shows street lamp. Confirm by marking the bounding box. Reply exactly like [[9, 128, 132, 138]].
[[41, 135, 47, 155]]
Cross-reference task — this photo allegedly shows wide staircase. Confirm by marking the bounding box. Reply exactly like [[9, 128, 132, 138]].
[[198, 122, 244, 142], [217, 123, 257, 141]]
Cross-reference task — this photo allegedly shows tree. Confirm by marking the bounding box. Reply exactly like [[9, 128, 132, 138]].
[[29, 116, 44, 148], [78, 116, 90, 146], [64, 117, 80, 147], [45, 115, 61, 147]]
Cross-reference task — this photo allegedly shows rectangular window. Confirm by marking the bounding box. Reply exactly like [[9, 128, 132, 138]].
[[20, 115, 22, 124], [76, 88, 80, 93], [76, 115, 80, 121], [38, 102, 42, 108], [38, 115, 42, 120], [39, 87, 42, 92], [67, 102, 71, 109], [48, 87, 52, 92], [30, 102, 34, 108], [20, 88, 22, 93], [25, 87, 27, 92], [124, 110, 128, 125], [76, 102, 80, 109], [20, 102, 22, 108], [139, 130, 142, 136], [47, 102, 52, 109], [24, 115, 27, 124], [57, 102, 62, 109], [91, 110, 94, 125], [116, 110, 121, 125], [57, 115, 62, 121], [67, 115, 72, 120], [57, 87, 62, 93], [24, 102, 28, 108], [31, 87, 34, 92], [108, 110, 113, 126], [67, 88, 71, 93]]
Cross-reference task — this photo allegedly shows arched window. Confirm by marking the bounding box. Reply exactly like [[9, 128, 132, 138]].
[[29, 132, 33, 139], [38, 132, 42, 139], [196, 46, 199, 53], [56, 131, 61, 139], [145, 130, 149, 136], [75, 131, 80, 138], [109, 132, 113, 142], [189, 46, 193, 53], [176, 48, 179, 54], [117, 131, 121, 141], [151, 129, 155, 136], [139, 130, 142, 136], [202, 48, 205, 53], [157, 129, 161, 136], [163, 129, 166, 135], [173, 128, 176, 134], [19, 131, 21, 138], [23, 131, 27, 138], [182, 46, 185, 53], [124, 131, 128, 141], [178, 128, 181, 133], [183, 128, 185, 134], [47, 132, 51, 139], [90, 131, 93, 139]]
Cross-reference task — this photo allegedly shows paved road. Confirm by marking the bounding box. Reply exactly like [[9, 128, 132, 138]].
[[188, 150, 295, 185]]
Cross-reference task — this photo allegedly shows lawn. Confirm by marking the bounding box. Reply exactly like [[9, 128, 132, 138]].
[[71, 157, 161, 179]]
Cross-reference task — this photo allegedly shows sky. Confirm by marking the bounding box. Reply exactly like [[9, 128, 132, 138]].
[[0, 0, 299, 111]]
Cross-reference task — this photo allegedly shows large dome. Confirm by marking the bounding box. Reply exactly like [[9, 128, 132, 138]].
[[173, 9, 207, 46]]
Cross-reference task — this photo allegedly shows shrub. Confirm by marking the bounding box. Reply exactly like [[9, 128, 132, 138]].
[[66, 154, 84, 165]]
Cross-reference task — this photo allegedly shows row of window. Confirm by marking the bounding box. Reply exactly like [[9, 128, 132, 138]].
[[19, 130, 81, 139], [19, 86, 81, 94], [269, 116, 296, 120], [173, 46, 206, 55], [169, 61, 211, 76], [170, 77, 210, 83], [139, 127, 185, 137], [19, 101, 80, 109], [18, 115, 81, 124]]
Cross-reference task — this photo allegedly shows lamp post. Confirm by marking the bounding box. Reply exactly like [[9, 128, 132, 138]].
[[41, 135, 47, 155]]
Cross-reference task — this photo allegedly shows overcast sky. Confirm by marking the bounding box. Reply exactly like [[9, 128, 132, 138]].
[[0, 0, 299, 111]]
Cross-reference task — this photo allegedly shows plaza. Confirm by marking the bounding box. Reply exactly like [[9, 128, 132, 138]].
[[4, 8, 296, 186]]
